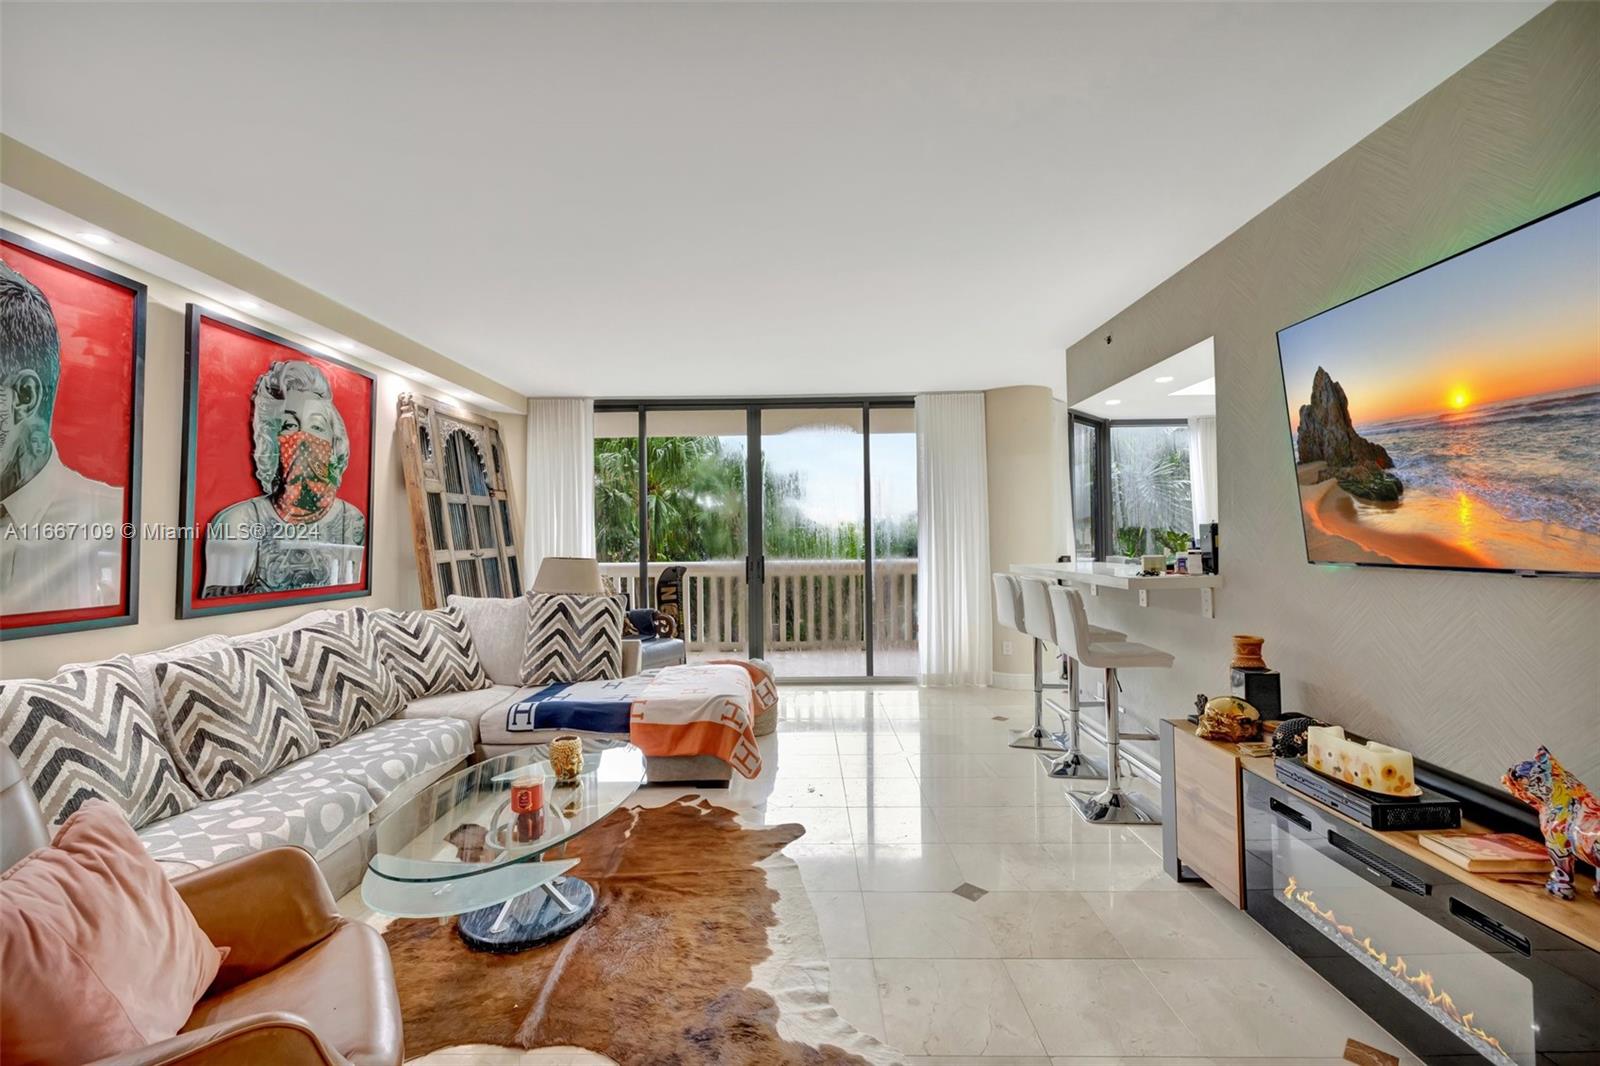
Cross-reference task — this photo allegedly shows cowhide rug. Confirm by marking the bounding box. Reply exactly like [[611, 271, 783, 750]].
[[382, 797, 899, 1065]]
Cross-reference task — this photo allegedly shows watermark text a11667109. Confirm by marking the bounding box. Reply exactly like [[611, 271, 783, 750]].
[[0, 521, 280, 543]]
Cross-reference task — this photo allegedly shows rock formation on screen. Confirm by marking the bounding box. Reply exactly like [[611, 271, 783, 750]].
[[1297, 367, 1403, 501], [1298, 368, 1393, 468]]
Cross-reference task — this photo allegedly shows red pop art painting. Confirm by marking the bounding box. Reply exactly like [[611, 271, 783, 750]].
[[179, 307, 373, 618], [0, 232, 145, 640]]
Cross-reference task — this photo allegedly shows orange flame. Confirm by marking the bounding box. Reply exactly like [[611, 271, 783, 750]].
[[1281, 876, 1503, 1053]]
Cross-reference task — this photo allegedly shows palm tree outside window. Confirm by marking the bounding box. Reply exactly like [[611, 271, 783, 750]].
[[1108, 423, 1193, 559]]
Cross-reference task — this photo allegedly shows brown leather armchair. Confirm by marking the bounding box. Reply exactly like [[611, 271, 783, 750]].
[[1, 751, 404, 1066]]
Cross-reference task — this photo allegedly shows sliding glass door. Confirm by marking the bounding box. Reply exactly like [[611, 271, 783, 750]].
[[646, 409, 747, 663], [868, 407, 918, 676], [593, 409, 644, 600], [593, 399, 914, 679], [761, 407, 867, 678]]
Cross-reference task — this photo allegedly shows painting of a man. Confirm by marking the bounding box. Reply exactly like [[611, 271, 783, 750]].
[[0, 260, 124, 616], [202, 359, 366, 596]]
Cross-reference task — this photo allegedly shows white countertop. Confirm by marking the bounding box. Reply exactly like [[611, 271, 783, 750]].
[[1010, 561, 1222, 616], [1010, 560, 1222, 590]]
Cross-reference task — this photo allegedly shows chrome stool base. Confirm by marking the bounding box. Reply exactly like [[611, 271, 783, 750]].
[[1010, 728, 1068, 752], [1043, 659, 1100, 777], [1068, 785, 1161, 825], [1042, 748, 1105, 779]]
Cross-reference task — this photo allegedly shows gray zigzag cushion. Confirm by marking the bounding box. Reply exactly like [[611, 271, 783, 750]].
[[0, 657, 199, 828], [521, 591, 623, 684], [155, 640, 320, 800], [370, 606, 490, 701], [275, 608, 405, 746]]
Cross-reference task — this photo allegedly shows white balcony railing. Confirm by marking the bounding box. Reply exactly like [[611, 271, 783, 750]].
[[598, 557, 918, 655]]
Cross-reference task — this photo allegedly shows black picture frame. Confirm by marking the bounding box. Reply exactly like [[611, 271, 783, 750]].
[[0, 229, 147, 642], [177, 305, 376, 619]]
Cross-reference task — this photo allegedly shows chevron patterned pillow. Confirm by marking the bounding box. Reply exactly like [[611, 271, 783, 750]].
[[154, 641, 320, 800], [0, 658, 199, 828], [275, 608, 405, 746], [521, 591, 624, 685], [371, 606, 491, 701]]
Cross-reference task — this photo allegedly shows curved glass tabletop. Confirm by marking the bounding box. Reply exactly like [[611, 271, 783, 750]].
[[366, 740, 644, 886]]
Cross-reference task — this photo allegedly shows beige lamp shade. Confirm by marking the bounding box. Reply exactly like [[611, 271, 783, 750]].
[[532, 556, 604, 594]]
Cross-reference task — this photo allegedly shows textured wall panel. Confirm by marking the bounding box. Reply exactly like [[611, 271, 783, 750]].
[[1064, 2, 1600, 787]]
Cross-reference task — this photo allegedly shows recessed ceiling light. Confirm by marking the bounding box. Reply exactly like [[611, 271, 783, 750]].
[[236, 298, 261, 312], [76, 232, 113, 247], [1104, 399, 1123, 406], [1154, 376, 1174, 383]]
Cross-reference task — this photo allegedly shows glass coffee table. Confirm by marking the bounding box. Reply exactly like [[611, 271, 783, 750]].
[[361, 740, 645, 952]]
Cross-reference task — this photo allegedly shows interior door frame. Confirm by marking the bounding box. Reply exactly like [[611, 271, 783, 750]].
[[595, 395, 914, 679]]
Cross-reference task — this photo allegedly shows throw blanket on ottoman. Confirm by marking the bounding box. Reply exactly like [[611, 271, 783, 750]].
[[505, 676, 652, 735], [504, 662, 771, 779]]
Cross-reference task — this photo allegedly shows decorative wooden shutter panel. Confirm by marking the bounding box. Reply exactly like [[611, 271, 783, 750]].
[[397, 393, 523, 608]]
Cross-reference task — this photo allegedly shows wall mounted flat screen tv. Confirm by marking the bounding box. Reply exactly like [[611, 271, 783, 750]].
[[1276, 193, 1600, 577]]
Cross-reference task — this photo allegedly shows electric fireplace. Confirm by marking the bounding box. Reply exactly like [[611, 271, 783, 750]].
[[1242, 768, 1599, 1065]]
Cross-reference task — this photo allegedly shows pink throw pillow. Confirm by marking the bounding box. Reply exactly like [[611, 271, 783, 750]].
[[1, 801, 225, 1065]]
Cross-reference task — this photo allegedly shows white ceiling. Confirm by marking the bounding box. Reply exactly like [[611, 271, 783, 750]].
[[1075, 336, 1216, 420], [0, 2, 1542, 400]]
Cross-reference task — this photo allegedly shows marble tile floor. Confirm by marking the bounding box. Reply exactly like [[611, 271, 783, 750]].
[[699, 685, 1416, 1063], [355, 684, 1418, 1064]]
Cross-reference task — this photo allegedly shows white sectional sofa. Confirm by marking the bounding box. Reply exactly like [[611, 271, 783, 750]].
[[62, 608, 475, 897], [4, 596, 715, 899]]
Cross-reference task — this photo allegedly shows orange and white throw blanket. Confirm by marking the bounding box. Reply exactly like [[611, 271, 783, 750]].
[[629, 661, 774, 779]]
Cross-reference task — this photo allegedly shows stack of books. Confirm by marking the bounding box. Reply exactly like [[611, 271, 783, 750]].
[[1416, 831, 1549, 873]]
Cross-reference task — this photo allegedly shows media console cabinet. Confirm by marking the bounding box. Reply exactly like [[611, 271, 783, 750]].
[[1239, 759, 1599, 1066]]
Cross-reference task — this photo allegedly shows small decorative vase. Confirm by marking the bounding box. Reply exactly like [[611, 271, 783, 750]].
[[548, 735, 585, 785], [1230, 634, 1266, 670]]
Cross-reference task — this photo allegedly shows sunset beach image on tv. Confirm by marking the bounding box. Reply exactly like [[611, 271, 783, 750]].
[[1276, 193, 1600, 575]]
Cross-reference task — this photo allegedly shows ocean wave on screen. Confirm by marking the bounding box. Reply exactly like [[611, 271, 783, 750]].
[[1366, 385, 1600, 434], [1364, 389, 1600, 534]]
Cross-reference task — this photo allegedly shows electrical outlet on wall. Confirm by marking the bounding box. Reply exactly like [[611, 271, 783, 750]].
[[1002, 640, 1013, 657], [1096, 680, 1106, 700]]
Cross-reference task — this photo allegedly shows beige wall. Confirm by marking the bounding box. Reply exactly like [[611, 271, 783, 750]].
[[1062, 2, 1600, 786], [984, 385, 1056, 682], [0, 215, 526, 679]]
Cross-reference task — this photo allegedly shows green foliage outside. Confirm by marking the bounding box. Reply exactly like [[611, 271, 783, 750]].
[[594, 436, 916, 564], [1115, 525, 1191, 560], [1110, 426, 1192, 557], [1114, 525, 1147, 558], [1154, 528, 1194, 556]]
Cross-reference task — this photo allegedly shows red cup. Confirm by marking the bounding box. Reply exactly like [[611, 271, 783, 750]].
[[510, 777, 546, 843]]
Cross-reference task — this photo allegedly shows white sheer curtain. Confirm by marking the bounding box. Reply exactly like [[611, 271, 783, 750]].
[[524, 397, 595, 588], [916, 393, 992, 687], [1188, 415, 1219, 534]]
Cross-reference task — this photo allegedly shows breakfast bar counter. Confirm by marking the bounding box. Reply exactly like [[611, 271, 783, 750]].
[[1010, 561, 1223, 617]]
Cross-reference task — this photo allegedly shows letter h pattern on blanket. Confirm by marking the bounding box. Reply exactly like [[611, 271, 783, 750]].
[[500, 664, 768, 779]]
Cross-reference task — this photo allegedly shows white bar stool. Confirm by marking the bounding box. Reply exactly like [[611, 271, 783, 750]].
[[994, 573, 1063, 751], [1006, 576, 1124, 753], [1050, 584, 1172, 825], [1043, 586, 1110, 780]]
